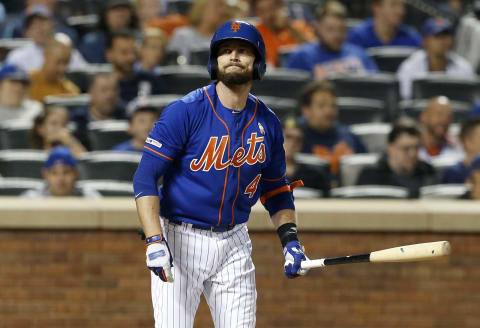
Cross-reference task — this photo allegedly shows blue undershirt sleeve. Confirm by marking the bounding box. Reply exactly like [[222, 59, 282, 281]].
[[133, 152, 172, 199]]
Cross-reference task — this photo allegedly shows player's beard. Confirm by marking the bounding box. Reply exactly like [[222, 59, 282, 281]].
[[217, 65, 253, 86]]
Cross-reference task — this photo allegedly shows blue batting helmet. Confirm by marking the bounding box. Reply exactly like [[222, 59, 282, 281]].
[[208, 20, 266, 80]]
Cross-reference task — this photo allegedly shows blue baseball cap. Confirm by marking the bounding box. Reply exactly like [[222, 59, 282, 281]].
[[45, 147, 78, 169], [421, 18, 453, 37], [23, 4, 53, 29], [0, 63, 29, 83]]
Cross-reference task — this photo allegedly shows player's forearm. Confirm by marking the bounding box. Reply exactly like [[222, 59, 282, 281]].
[[135, 196, 163, 238], [271, 209, 297, 229]]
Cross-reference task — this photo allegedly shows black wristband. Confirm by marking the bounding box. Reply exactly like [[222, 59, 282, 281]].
[[276, 223, 299, 248]]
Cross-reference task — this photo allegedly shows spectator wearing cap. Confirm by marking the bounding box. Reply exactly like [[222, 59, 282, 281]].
[[79, 0, 139, 64], [70, 72, 126, 150], [418, 96, 463, 163], [347, 0, 422, 49], [298, 81, 366, 182], [1, 0, 78, 45], [167, 0, 232, 63], [31, 106, 86, 157], [29, 34, 81, 102], [135, 27, 169, 72], [112, 105, 159, 152], [286, 0, 378, 80], [397, 17, 475, 100], [106, 30, 163, 103], [283, 118, 331, 196], [356, 119, 437, 198], [21, 146, 101, 198], [5, 5, 87, 73], [443, 117, 480, 184], [0, 63, 42, 122], [253, 0, 315, 67]]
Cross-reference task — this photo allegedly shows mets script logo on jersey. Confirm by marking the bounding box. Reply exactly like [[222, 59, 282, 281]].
[[231, 22, 241, 32], [190, 132, 265, 172]]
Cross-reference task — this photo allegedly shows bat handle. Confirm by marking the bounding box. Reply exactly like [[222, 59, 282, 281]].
[[300, 258, 326, 270]]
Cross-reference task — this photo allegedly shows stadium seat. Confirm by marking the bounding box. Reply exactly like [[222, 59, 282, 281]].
[[292, 187, 323, 199], [295, 152, 330, 176], [166, 0, 193, 14], [398, 99, 471, 123], [189, 48, 210, 66], [87, 120, 130, 151], [431, 155, 462, 182], [252, 69, 311, 100], [412, 74, 480, 104], [277, 45, 298, 68], [331, 185, 409, 199], [350, 123, 391, 153], [329, 73, 399, 121], [0, 178, 44, 196], [367, 46, 417, 73], [0, 120, 32, 149], [44, 94, 91, 109], [155, 65, 211, 94], [76, 180, 134, 196], [126, 94, 182, 116], [259, 96, 297, 122], [0, 150, 47, 179], [339, 153, 380, 187], [65, 64, 113, 93], [0, 38, 30, 61], [420, 184, 470, 199], [336, 97, 384, 124], [77, 151, 142, 181]]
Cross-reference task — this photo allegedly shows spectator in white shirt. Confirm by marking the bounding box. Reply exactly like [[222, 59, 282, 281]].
[[0, 63, 42, 122], [5, 5, 87, 73], [397, 17, 475, 100]]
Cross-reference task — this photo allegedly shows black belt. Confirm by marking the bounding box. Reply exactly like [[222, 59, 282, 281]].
[[166, 218, 235, 232]]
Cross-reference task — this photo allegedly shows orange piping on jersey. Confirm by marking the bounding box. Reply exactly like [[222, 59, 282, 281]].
[[262, 172, 287, 182], [204, 87, 231, 226], [144, 146, 173, 161], [231, 97, 258, 225], [260, 180, 304, 204]]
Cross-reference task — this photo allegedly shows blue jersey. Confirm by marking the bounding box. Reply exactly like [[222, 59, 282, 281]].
[[134, 83, 295, 228], [285, 42, 378, 79], [347, 18, 422, 49]]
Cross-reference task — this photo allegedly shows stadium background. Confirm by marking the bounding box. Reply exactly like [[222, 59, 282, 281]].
[[0, 0, 479, 327]]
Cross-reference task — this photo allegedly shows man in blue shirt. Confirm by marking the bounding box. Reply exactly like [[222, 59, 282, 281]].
[[347, 0, 422, 49], [286, 0, 378, 80], [443, 117, 480, 184], [298, 80, 366, 183], [112, 105, 158, 152], [106, 29, 163, 103]]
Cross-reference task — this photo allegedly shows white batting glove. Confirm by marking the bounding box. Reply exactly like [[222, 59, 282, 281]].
[[145, 235, 174, 282]]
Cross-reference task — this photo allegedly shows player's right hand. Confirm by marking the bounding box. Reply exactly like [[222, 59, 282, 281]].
[[146, 235, 174, 282]]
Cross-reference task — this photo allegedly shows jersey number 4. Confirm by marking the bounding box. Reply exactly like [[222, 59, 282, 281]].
[[245, 174, 261, 198]]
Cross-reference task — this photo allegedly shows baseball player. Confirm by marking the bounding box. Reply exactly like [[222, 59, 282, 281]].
[[133, 20, 309, 327]]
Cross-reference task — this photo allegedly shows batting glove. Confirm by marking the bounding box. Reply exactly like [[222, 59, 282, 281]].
[[145, 234, 174, 282], [283, 240, 309, 279]]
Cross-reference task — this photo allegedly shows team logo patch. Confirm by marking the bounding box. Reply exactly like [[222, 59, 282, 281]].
[[258, 122, 265, 135], [146, 137, 162, 149], [231, 22, 241, 32]]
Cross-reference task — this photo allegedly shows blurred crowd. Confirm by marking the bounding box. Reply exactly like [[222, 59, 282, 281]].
[[0, 0, 480, 200]]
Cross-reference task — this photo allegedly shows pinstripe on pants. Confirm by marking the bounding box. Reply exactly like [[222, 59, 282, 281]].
[[151, 219, 257, 328]]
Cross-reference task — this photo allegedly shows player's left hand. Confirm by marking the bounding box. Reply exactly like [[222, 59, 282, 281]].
[[283, 240, 309, 279]]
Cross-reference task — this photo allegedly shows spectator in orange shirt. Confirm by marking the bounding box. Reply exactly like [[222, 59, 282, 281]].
[[29, 34, 80, 102], [136, 0, 189, 37], [254, 0, 315, 67]]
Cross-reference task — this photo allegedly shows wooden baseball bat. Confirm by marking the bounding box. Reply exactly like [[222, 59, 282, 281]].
[[300, 241, 451, 270]]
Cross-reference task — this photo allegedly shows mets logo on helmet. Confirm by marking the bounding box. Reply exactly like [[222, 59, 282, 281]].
[[190, 132, 266, 172], [231, 22, 241, 32]]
